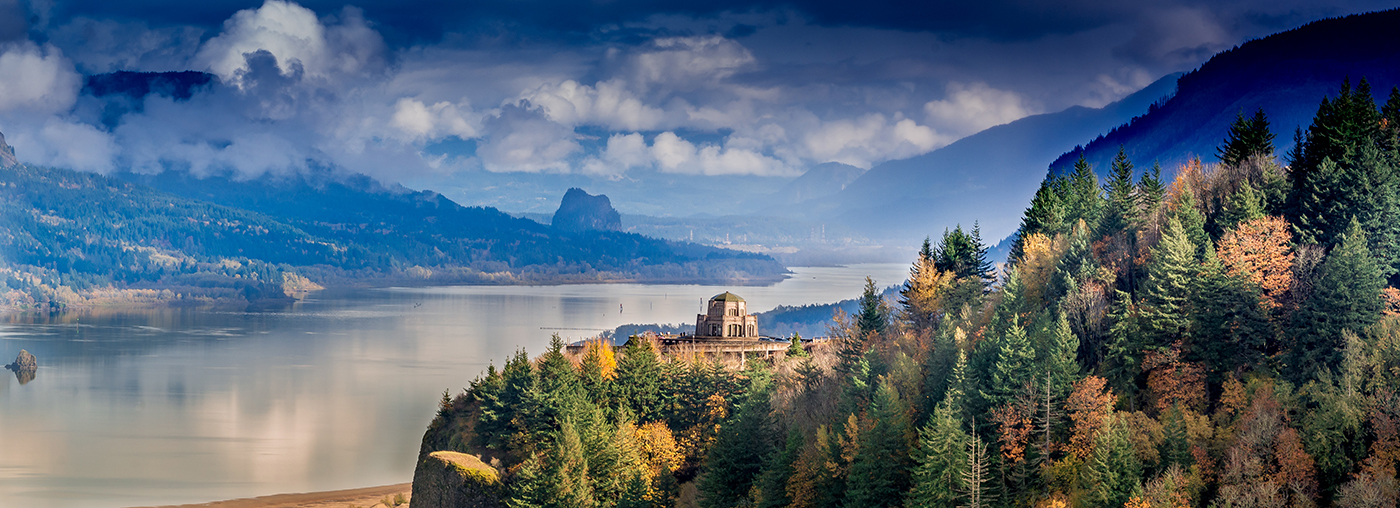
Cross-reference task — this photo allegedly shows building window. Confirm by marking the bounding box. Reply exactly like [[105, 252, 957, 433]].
[[729, 308, 738, 316], [749, 325, 755, 336], [711, 324, 720, 335], [729, 324, 741, 336]]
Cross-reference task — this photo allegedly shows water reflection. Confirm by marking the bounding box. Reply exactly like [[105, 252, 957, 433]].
[[7, 364, 35, 384], [0, 263, 910, 508]]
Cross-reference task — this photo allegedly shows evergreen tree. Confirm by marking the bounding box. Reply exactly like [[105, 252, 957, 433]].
[[786, 333, 808, 358], [1218, 183, 1266, 232], [510, 419, 597, 508], [480, 349, 536, 451], [960, 428, 994, 508], [1102, 290, 1142, 400], [1298, 78, 1380, 176], [615, 336, 665, 423], [1289, 218, 1385, 382], [1218, 108, 1277, 167], [847, 379, 914, 507], [1137, 162, 1166, 221], [1188, 250, 1269, 382], [755, 428, 803, 508], [1291, 144, 1400, 279], [698, 377, 775, 508], [922, 323, 960, 416], [1100, 146, 1139, 236], [1168, 188, 1209, 260], [936, 225, 993, 284], [519, 335, 586, 439], [907, 399, 970, 507], [1139, 218, 1198, 349], [981, 316, 1036, 410], [857, 276, 889, 337], [1012, 177, 1065, 261], [1038, 314, 1081, 399], [1063, 156, 1103, 231], [1079, 416, 1142, 508]]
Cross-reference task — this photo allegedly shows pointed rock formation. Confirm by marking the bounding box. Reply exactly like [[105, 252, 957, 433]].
[[0, 131, 16, 168]]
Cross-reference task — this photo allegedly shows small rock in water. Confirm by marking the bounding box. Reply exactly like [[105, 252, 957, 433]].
[[6, 349, 36, 371]]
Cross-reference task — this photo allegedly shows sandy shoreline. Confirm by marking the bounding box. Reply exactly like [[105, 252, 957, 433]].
[[129, 483, 412, 508]]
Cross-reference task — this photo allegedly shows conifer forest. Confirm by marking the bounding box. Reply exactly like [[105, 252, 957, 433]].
[[422, 79, 1400, 508]]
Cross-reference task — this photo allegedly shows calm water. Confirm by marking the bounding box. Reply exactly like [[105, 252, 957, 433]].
[[0, 263, 909, 508]]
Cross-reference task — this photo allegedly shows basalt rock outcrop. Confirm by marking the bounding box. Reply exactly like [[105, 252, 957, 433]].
[[410, 451, 505, 508], [550, 188, 622, 233], [0, 131, 17, 168], [6, 349, 37, 384]]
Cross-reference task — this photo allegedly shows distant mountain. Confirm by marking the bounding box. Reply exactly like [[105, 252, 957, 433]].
[[792, 73, 1180, 244], [769, 162, 866, 206], [119, 168, 785, 285], [552, 188, 622, 233], [1048, 9, 1400, 176]]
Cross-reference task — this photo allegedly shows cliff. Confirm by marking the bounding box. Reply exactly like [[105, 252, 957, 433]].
[[551, 188, 622, 233]]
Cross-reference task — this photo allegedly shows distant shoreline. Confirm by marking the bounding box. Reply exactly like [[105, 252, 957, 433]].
[[128, 483, 411, 508]]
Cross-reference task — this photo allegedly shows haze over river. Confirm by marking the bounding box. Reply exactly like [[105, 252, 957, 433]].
[[0, 263, 908, 508]]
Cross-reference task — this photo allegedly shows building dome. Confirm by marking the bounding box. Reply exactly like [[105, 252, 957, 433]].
[[710, 292, 745, 303]]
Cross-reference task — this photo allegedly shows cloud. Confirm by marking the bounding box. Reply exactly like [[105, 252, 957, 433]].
[[194, 0, 385, 87], [800, 113, 948, 169], [475, 104, 580, 173], [46, 18, 204, 74], [0, 42, 81, 114], [390, 97, 479, 140], [521, 79, 666, 131], [923, 82, 1040, 136]]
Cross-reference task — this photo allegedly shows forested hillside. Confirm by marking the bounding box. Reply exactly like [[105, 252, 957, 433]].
[[0, 163, 785, 311], [420, 79, 1400, 508], [1048, 8, 1400, 178]]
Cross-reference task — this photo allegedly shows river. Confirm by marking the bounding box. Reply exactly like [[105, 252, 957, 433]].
[[0, 263, 909, 508]]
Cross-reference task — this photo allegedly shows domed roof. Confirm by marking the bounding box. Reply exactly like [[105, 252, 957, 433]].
[[710, 291, 745, 302]]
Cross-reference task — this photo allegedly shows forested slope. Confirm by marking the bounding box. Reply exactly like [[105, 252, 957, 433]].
[[419, 78, 1400, 508]]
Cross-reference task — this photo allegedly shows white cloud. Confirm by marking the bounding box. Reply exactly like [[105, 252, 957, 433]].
[[476, 105, 580, 173], [3, 117, 117, 172], [194, 0, 384, 87], [390, 98, 479, 140], [521, 79, 667, 131], [0, 42, 80, 114], [580, 133, 650, 176], [650, 131, 793, 176], [801, 113, 948, 169], [923, 82, 1039, 136], [626, 35, 756, 91]]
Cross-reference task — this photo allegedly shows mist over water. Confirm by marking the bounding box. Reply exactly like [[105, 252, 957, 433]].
[[0, 263, 908, 508]]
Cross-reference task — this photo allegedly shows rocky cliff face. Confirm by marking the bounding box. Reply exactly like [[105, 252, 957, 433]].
[[410, 451, 505, 508], [0, 131, 17, 168], [550, 188, 622, 233]]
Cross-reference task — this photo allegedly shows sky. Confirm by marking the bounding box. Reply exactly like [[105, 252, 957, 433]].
[[0, 0, 1395, 213]]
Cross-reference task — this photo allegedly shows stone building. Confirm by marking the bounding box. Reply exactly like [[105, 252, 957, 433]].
[[694, 291, 758, 339]]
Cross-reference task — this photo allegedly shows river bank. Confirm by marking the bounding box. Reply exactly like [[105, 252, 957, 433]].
[[130, 483, 411, 508]]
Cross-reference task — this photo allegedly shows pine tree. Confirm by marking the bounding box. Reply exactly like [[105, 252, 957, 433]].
[[510, 419, 597, 508], [1137, 162, 1166, 220], [786, 333, 808, 358], [1139, 218, 1198, 349], [1218, 108, 1277, 167], [480, 349, 536, 451], [1099, 146, 1138, 237], [848, 379, 914, 507], [907, 398, 970, 507], [1039, 314, 1081, 399], [1289, 218, 1384, 382]]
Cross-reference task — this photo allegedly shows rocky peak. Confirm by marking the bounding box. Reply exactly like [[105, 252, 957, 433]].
[[550, 188, 622, 233], [0, 131, 16, 168]]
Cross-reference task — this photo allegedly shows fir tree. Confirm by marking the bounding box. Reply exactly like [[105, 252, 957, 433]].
[[755, 428, 803, 508], [698, 377, 775, 508], [1063, 156, 1103, 231], [1139, 218, 1197, 349], [981, 316, 1036, 410], [1038, 314, 1081, 399], [1289, 218, 1384, 382], [480, 349, 536, 451], [1168, 188, 1209, 260], [786, 333, 808, 358], [1218, 183, 1266, 232], [907, 398, 970, 507], [1137, 162, 1166, 221], [1012, 177, 1065, 261], [1218, 108, 1277, 167], [1079, 416, 1142, 508], [1188, 249, 1268, 382], [510, 419, 597, 508], [857, 276, 889, 337], [1102, 290, 1142, 400], [847, 379, 914, 507], [1100, 146, 1139, 236], [615, 336, 666, 423]]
